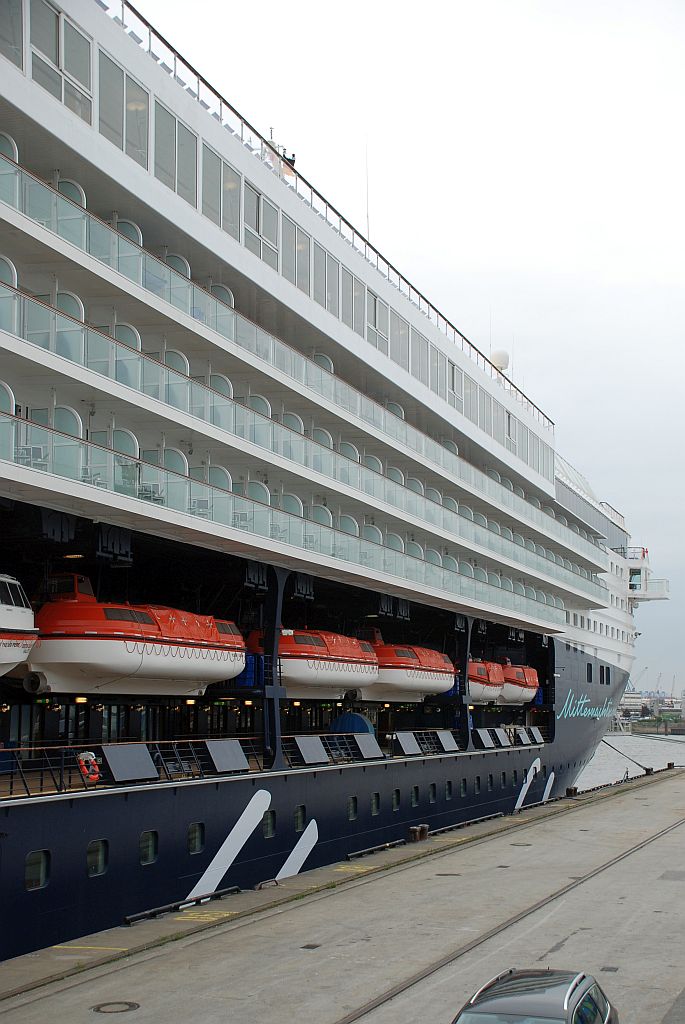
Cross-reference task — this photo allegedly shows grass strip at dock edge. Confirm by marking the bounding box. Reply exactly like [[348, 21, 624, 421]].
[[0, 767, 681, 1004]]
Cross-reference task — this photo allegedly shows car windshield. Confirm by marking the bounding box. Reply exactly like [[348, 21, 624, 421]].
[[455, 1014, 564, 1024]]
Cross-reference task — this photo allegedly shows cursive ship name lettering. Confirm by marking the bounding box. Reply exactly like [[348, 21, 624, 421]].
[[556, 691, 615, 720]]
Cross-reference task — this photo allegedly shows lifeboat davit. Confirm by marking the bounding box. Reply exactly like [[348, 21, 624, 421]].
[[369, 633, 455, 702], [0, 574, 38, 676], [467, 659, 504, 703], [27, 575, 245, 695], [500, 660, 539, 704], [246, 628, 378, 699]]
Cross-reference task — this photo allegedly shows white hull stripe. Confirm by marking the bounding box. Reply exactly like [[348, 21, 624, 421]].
[[542, 771, 555, 803], [186, 789, 271, 899], [275, 819, 319, 880], [514, 756, 542, 811]]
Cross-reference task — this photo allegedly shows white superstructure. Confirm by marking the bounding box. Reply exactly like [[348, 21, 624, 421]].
[[0, 0, 665, 673]]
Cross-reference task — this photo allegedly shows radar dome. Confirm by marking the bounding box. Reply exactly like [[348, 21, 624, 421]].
[[491, 350, 510, 372]]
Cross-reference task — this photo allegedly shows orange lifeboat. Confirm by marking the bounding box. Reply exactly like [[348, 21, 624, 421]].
[[246, 628, 378, 699], [27, 574, 245, 696], [369, 633, 454, 702], [467, 658, 504, 703], [501, 660, 539, 704]]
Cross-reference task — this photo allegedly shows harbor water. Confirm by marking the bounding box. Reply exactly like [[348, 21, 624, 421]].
[[577, 732, 685, 789]]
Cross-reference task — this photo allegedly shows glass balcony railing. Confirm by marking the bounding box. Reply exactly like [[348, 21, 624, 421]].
[[0, 284, 606, 603], [0, 151, 605, 567], [0, 413, 565, 627]]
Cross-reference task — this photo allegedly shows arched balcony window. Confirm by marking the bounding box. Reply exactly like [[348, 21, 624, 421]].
[[339, 515, 359, 536]]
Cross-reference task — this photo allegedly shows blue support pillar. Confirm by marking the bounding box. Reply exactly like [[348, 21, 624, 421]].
[[262, 565, 289, 771]]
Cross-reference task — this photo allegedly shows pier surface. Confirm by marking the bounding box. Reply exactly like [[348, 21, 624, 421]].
[[1, 770, 684, 1024]]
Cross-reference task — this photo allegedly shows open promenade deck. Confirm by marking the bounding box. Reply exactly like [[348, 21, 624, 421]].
[[1, 768, 684, 1023]]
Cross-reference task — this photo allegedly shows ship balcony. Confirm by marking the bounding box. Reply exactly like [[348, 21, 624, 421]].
[[0, 410, 571, 631], [0, 286, 608, 607], [629, 579, 669, 602], [0, 150, 608, 571]]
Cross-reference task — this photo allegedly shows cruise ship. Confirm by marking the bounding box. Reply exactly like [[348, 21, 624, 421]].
[[0, 0, 670, 961]]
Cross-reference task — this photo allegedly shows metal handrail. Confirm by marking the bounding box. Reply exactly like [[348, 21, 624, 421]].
[[105, 0, 553, 429]]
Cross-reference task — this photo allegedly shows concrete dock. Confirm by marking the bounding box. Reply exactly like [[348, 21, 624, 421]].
[[1, 768, 684, 1024]]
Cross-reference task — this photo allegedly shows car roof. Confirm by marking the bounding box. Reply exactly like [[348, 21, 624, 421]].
[[471, 969, 588, 1014]]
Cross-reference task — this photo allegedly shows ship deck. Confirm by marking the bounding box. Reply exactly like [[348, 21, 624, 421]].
[[0, 726, 547, 801], [0, 766, 683, 1021]]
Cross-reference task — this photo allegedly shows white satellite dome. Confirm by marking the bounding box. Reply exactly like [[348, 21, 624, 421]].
[[491, 350, 510, 372]]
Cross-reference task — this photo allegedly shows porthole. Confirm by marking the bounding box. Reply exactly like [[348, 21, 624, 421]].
[[187, 822, 205, 855], [25, 850, 50, 891], [139, 830, 158, 865], [87, 839, 108, 877]]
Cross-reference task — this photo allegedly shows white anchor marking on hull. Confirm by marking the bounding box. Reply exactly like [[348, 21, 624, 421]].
[[186, 789, 271, 899], [276, 820, 319, 880], [542, 771, 555, 803], [514, 756, 542, 811]]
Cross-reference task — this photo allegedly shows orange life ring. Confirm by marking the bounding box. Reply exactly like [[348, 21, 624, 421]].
[[77, 751, 100, 783]]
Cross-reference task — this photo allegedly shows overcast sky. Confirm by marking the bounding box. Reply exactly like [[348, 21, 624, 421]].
[[140, 0, 682, 695]]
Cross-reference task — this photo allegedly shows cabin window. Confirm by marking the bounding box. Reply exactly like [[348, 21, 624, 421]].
[[394, 648, 419, 660], [87, 839, 108, 877], [586, 663, 593, 683], [359, 642, 374, 654], [216, 621, 240, 636], [187, 823, 205, 855], [487, 774, 494, 792], [294, 634, 326, 647], [262, 810, 276, 839], [410, 785, 419, 808], [25, 850, 50, 891], [501, 771, 507, 789], [371, 792, 380, 816], [599, 666, 605, 684], [513, 770, 518, 786], [389, 309, 410, 370], [294, 805, 306, 833], [244, 182, 278, 269], [103, 608, 154, 624], [606, 667, 611, 686], [139, 830, 158, 865], [1, 0, 23, 68], [347, 796, 358, 821], [367, 292, 389, 354], [445, 781, 453, 801], [341, 267, 365, 337], [31, 1, 92, 123], [392, 788, 400, 812], [410, 328, 429, 386], [154, 102, 197, 206], [0, 581, 30, 608], [428, 783, 436, 804], [460, 779, 467, 798], [177, 123, 198, 206], [429, 344, 447, 399], [202, 144, 221, 225], [474, 776, 481, 795], [448, 361, 463, 410], [311, 242, 339, 316]]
